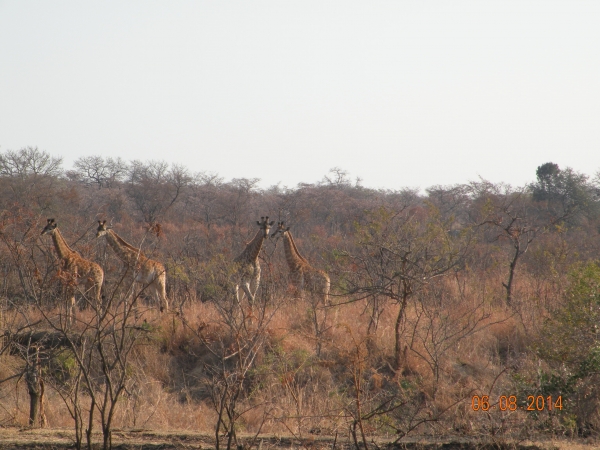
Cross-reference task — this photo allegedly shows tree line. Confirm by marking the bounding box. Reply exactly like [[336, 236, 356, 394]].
[[2, 146, 600, 448]]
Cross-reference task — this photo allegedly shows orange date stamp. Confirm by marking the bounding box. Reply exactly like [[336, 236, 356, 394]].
[[471, 395, 563, 412]]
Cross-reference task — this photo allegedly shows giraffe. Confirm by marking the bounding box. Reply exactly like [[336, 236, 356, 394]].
[[96, 220, 168, 312], [270, 222, 330, 304], [233, 217, 274, 304], [41, 218, 104, 325]]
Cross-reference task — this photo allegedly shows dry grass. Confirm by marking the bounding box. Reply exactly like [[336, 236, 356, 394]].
[[0, 268, 594, 443]]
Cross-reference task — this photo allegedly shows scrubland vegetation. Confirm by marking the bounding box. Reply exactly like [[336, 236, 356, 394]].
[[2, 147, 600, 449]]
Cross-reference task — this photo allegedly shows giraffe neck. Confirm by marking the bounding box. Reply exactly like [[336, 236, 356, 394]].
[[51, 229, 76, 261], [240, 229, 266, 263], [111, 229, 142, 254], [105, 229, 140, 264], [283, 231, 308, 271]]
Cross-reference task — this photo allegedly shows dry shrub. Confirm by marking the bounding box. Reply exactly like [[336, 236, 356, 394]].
[[0, 355, 23, 425], [0, 276, 563, 438], [486, 316, 529, 365]]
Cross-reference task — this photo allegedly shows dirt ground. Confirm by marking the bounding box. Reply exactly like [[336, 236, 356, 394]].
[[0, 427, 599, 450]]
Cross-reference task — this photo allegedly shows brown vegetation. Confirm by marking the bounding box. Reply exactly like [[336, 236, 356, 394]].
[[2, 150, 600, 449]]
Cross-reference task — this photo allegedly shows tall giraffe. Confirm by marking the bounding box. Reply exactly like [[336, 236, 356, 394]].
[[96, 220, 168, 312], [41, 219, 104, 325], [271, 222, 330, 304], [233, 217, 274, 304]]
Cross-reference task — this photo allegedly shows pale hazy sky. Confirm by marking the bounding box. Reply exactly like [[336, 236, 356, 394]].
[[1, 1, 599, 191]]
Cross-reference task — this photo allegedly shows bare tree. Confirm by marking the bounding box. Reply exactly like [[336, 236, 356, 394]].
[[187, 172, 225, 228], [125, 160, 192, 224], [0, 147, 63, 209], [467, 180, 572, 307], [342, 205, 472, 373], [321, 167, 352, 187], [71, 156, 127, 189], [0, 147, 63, 179]]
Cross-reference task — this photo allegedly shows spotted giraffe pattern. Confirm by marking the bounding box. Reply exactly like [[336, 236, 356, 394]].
[[233, 217, 274, 304], [41, 219, 104, 325], [96, 220, 168, 312], [271, 222, 330, 304]]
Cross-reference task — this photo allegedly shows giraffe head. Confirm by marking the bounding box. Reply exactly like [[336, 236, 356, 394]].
[[270, 221, 290, 240], [41, 218, 58, 236], [257, 216, 275, 238], [96, 220, 110, 238]]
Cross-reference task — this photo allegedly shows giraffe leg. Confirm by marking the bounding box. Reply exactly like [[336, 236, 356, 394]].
[[153, 279, 168, 313], [250, 266, 261, 302], [320, 277, 331, 306], [96, 271, 105, 313], [159, 272, 168, 312], [242, 282, 255, 304], [77, 283, 88, 311], [119, 269, 136, 312], [159, 288, 168, 313], [60, 278, 75, 328], [148, 284, 159, 312], [234, 284, 241, 303], [90, 281, 104, 315], [81, 281, 92, 311], [66, 290, 76, 328], [81, 279, 100, 312]]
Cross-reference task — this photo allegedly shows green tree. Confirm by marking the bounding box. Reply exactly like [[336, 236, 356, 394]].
[[536, 262, 600, 433], [531, 162, 597, 220]]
